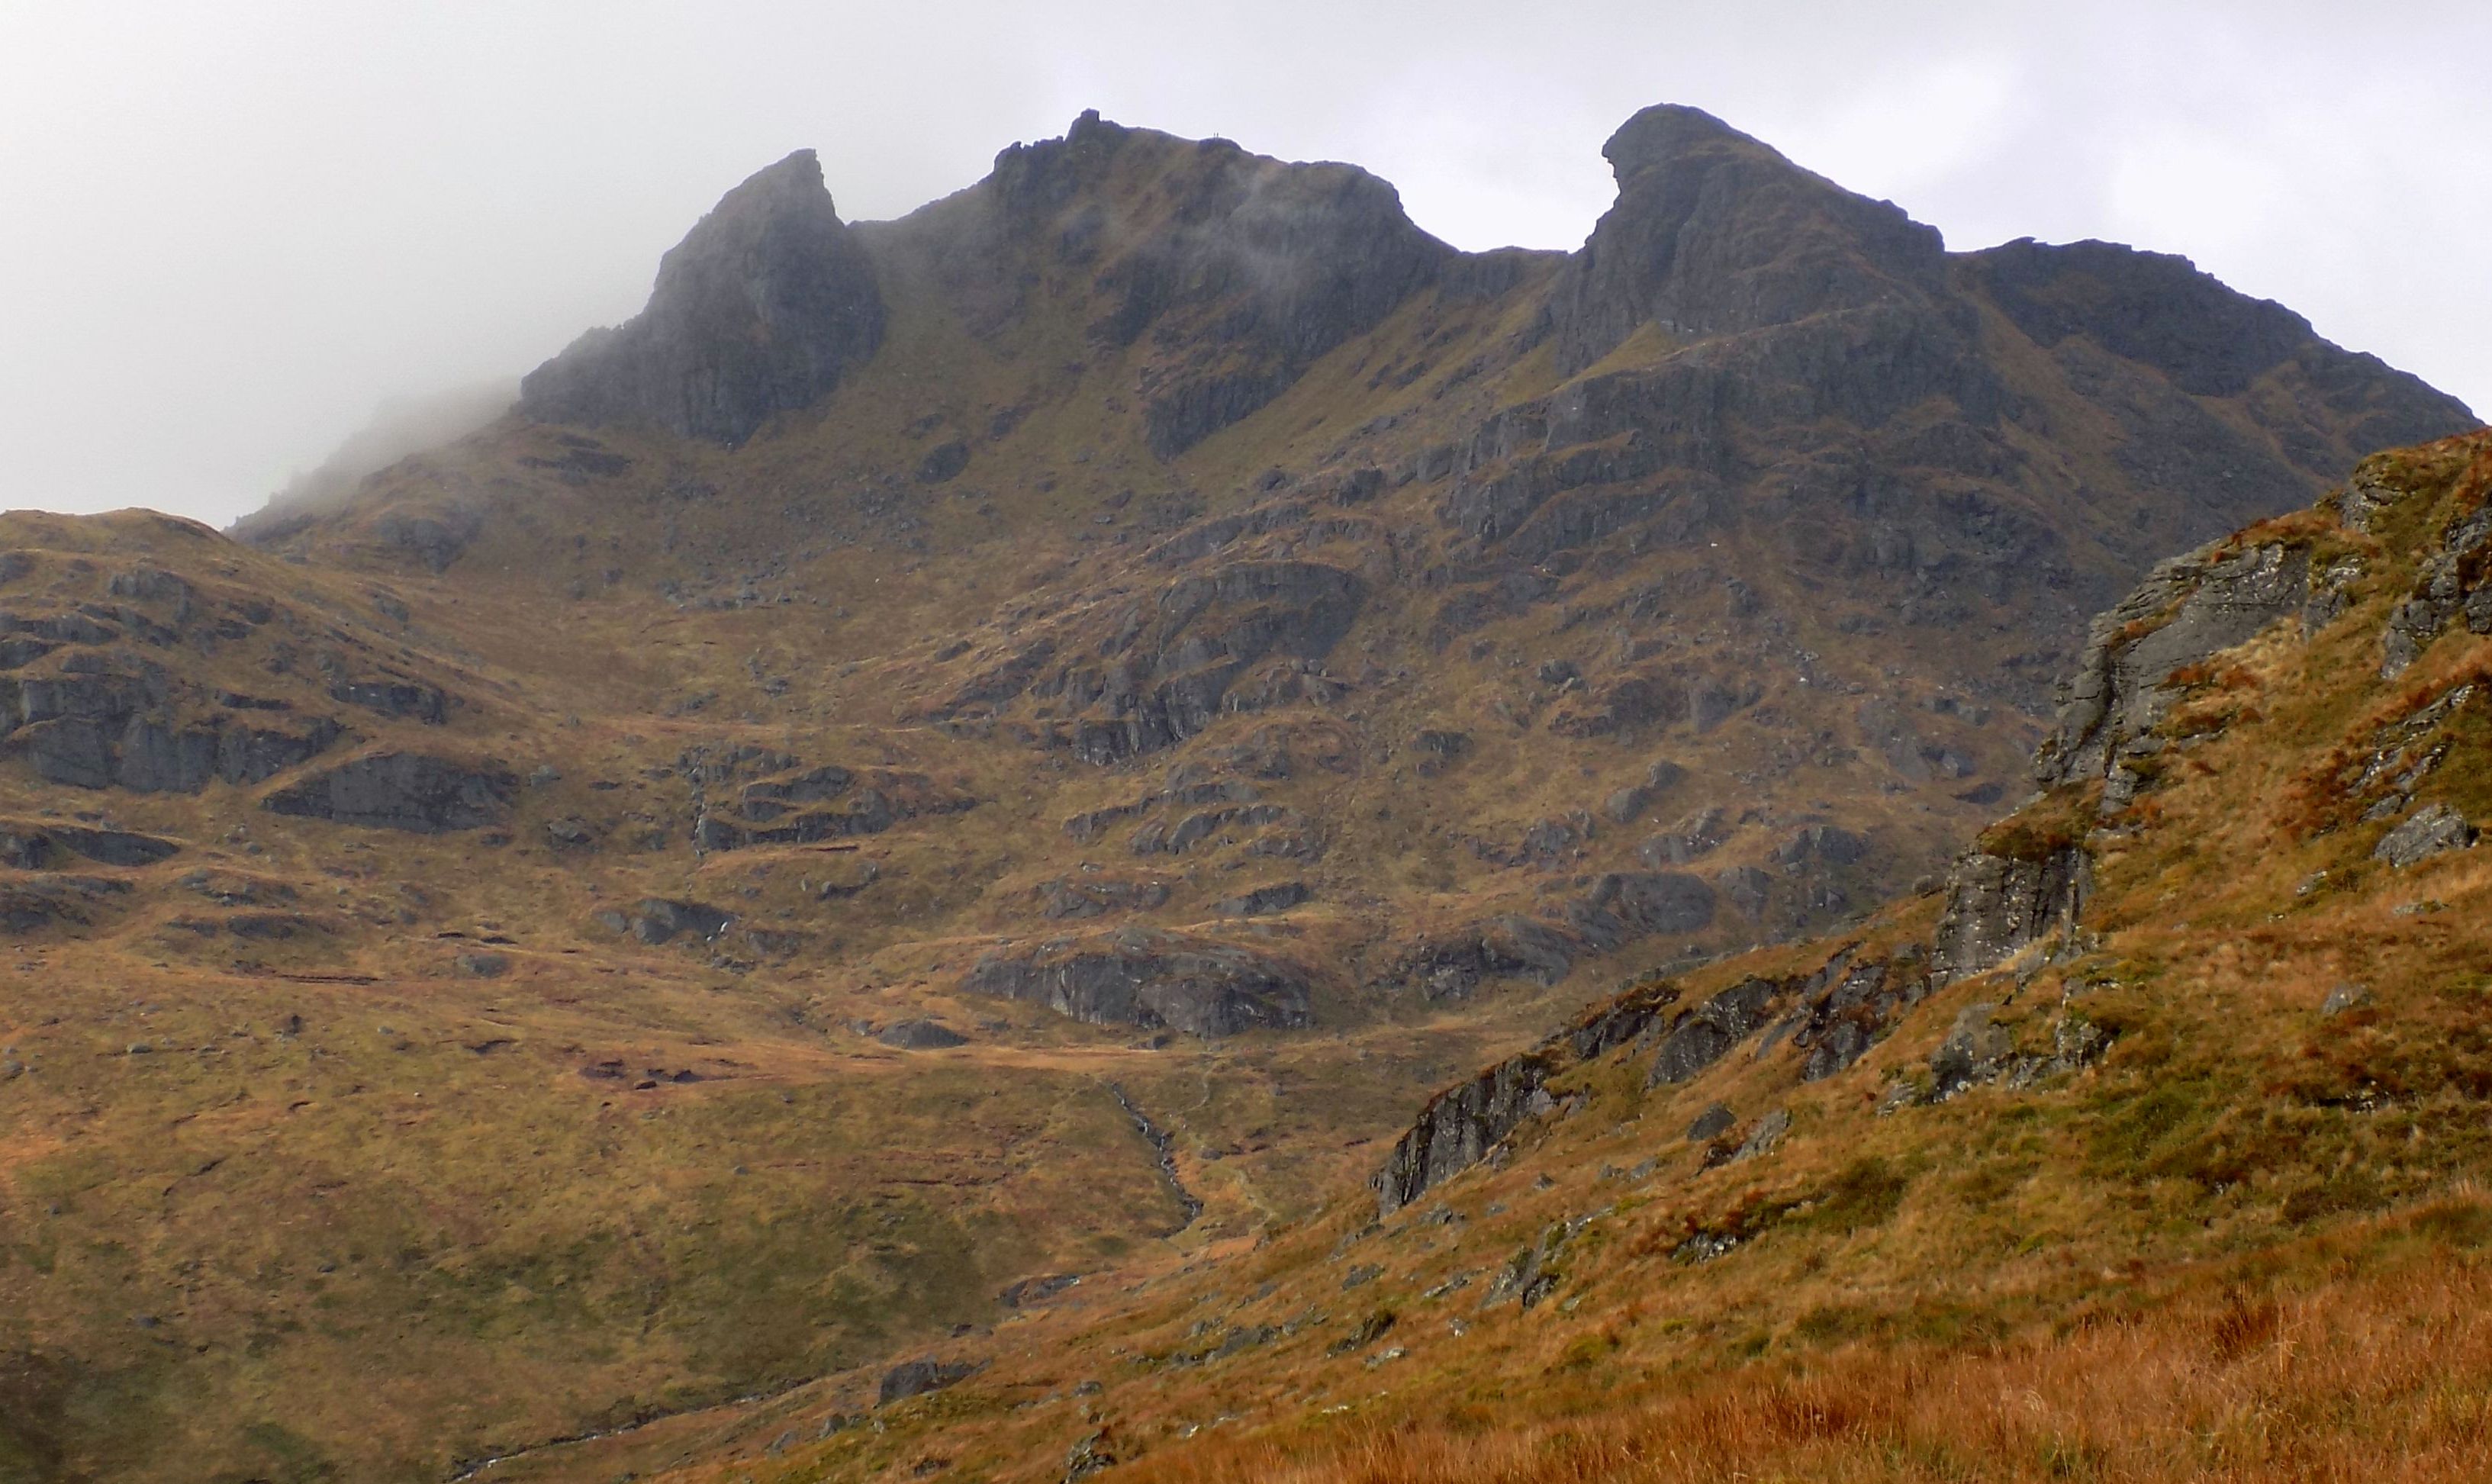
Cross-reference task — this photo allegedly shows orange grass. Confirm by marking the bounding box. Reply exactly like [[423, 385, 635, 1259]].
[[1119, 1251, 2492, 1484]]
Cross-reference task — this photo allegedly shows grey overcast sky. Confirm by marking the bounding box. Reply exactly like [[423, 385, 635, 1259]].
[[2, 0, 2484, 528]]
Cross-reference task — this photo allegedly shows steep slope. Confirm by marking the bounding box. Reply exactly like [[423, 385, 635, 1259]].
[[0, 103, 2478, 1482], [555, 428, 2492, 1484]]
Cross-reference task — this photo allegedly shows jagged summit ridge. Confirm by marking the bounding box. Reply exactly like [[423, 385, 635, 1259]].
[[1550, 102, 1949, 374], [518, 147, 885, 446]]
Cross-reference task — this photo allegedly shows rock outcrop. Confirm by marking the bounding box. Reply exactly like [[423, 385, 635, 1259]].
[[0, 825, 179, 870], [963, 929, 1315, 1037], [1372, 979, 1682, 1215], [2036, 539, 2312, 794], [1930, 844, 2090, 983], [956, 111, 1455, 456], [261, 752, 514, 833], [520, 150, 885, 446], [1550, 105, 1949, 376]]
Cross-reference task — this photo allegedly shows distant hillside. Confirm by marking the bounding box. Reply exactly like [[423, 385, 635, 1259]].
[[555, 429, 2492, 1484]]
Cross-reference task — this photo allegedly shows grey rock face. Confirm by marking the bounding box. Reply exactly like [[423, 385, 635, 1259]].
[[980, 111, 1453, 456], [963, 930, 1314, 1037], [1212, 880, 1309, 916], [2374, 802, 2473, 868], [3, 658, 343, 794], [1386, 913, 1580, 1000], [1370, 977, 1683, 1215], [0, 873, 129, 934], [520, 150, 885, 446], [1726, 1107, 1792, 1164], [1564, 871, 1716, 949], [1684, 1103, 1736, 1141], [626, 899, 735, 946], [2380, 501, 2492, 678], [2320, 981, 2373, 1017], [1550, 105, 1948, 377], [877, 1019, 968, 1050], [1648, 976, 1779, 1086], [1929, 1003, 2014, 1098], [0, 825, 178, 870], [2037, 541, 2310, 791], [327, 678, 447, 725], [877, 1358, 975, 1407], [1036, 876, 1170, 919], [1640, 806, 1728, 866], [1930, 845, 2089, 983], [1059, 562, 1366, 766], [261, 752, 515, 833], [1923, 1004, 2110, 1102]]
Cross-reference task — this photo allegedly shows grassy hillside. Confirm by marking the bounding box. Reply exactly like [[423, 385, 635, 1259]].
[[515, 431, 2492, 1482]]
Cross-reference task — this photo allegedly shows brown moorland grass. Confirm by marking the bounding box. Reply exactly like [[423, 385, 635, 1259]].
[[1115, 1231, 2492, 1484]]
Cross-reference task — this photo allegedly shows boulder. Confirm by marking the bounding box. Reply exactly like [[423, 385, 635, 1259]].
[[627, 899, 735, 946], [876, 1019, 968, 1050], [2374, 802, 2472, 868]]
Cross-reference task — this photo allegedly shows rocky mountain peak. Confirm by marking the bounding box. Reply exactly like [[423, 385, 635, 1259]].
[[1553, 101, 1949, 374], [517, 146, 884, 446]]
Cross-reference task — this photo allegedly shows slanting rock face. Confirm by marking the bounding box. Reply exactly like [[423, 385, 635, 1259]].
[[0, 874, 130, 935], [1550, 105, 1949, 375], [877, 1358, 975, 1407], [520, 150, 885, 446], [2036, 540, 2310, 792], [1930, 845, 2090, 982], [1371, 980, 1682, 1215], [2380, 497, 2492, 677], [1647, 976, 1781, 1086], [0, 825, 179, 870], [261, 752, 514, 833], [962, 930, 1315, 1037], [2, 661, 343, 794], [2374, 802, 2473, 868], [877, 1019, 968, 1050]]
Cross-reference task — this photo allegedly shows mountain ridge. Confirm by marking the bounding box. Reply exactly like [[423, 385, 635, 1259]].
[[0, 101, 2479, 1482]]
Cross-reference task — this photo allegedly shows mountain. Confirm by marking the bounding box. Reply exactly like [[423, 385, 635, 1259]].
[[526, 427, 2492, 1484], [0, 105, 2477, 1482]]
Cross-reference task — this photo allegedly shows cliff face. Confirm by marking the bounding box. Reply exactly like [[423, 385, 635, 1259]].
[[519, 149, 885, 444], [1549, 105, 1952, 374]]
